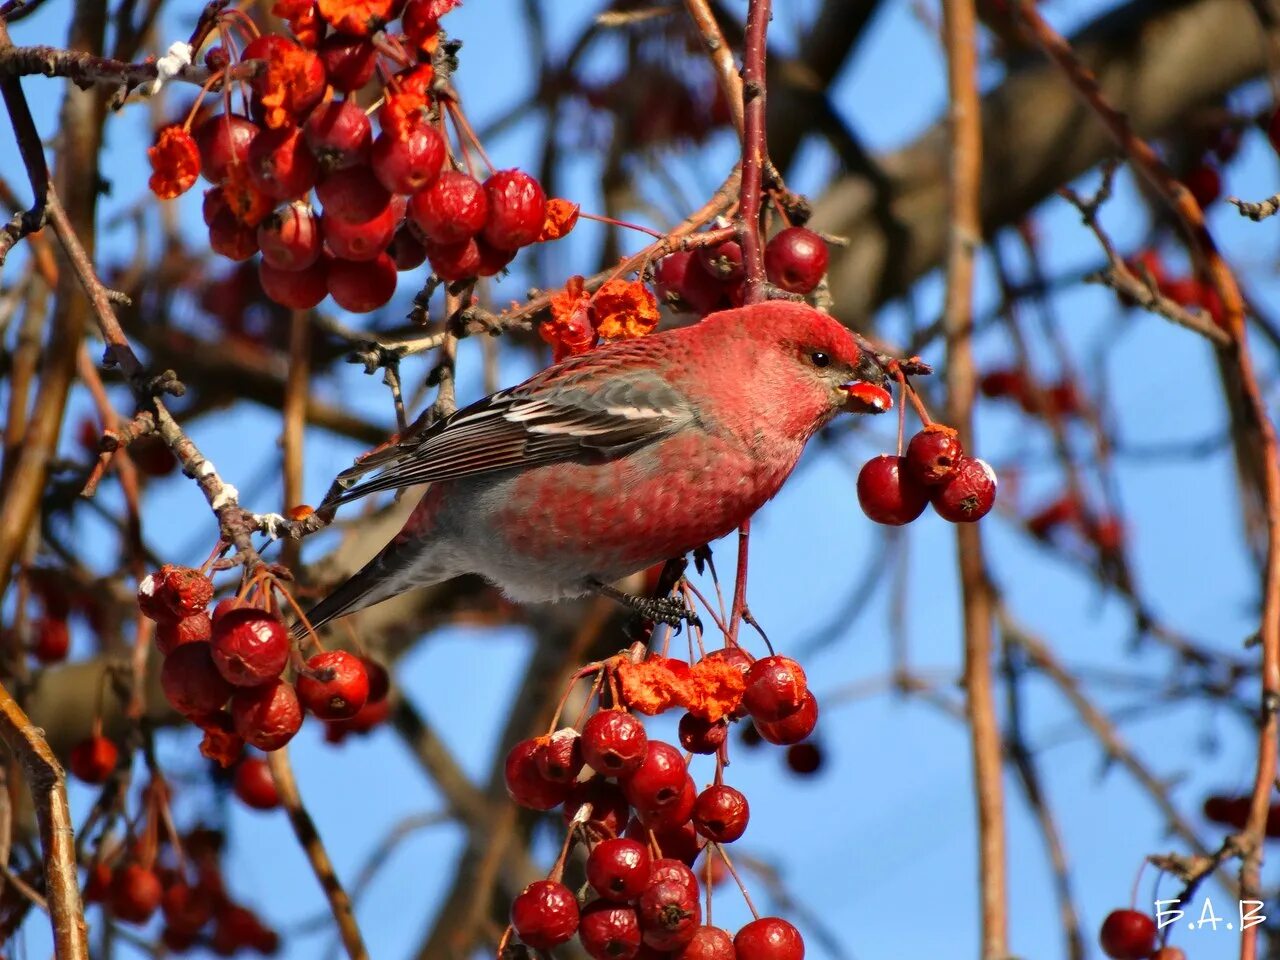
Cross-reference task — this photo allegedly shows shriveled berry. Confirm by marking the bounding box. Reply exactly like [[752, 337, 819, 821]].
[[857, 454, 928, 526], [692, 784, 749, 843], [786, 742, 823, 775], [260, 257, 328, 309], [161, 642, 233, 718], [905, 427, 963, 486], [233, 756, 281, 810], [505, 737, 571, 810], [535, 728, 584, 784], [755, 691, 819, 746], [764, 227, 828, 294], [510, 879, 579, 949], [735, 917, 805, 960], [69, 735, 118, 784], [257, 202, 322, 271], [317, 165, 390, 222], [622, 741, 688, 817], [409, 170, 489, 244], [211, 607, 289, 687], [327, 253, 397, 312], [587, 837, 652, 902], [696, 240, 745, 282], [481, 169, 546, 250], [371, 122, 445, 195], [194, 113, 258, 184], [32, 617, 69, 663], [426, 237, 481, 282], [318, 33, 377, 91], [563, 776, 631, 837], [229, 680, 303, 752], [110, 863, 163, 924], [579, 901, 642, 960], [931, 456, 997, 523], [296, 650, 370, 720], [304, 99, 372, 171], [654, 250, 730, 315], [678, 713, 728, 754], [638, 878, 701, 951], [138, 565, 214, 624], [743, 656, 807, 722], [1099, 909, 1157, 960], [675, 926, 736, 960], [247, 125, 318, 200], [582, 709, 649, 776], [156, 611, 212, 656]]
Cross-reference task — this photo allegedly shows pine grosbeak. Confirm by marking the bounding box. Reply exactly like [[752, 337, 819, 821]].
[[301, 301, 888, 631]]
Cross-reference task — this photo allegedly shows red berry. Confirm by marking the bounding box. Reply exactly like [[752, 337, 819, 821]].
[[156, 611, 213, 656], [322, 204, 396, 261], [317, 165, 390, 222], [764, 227, 828, 294], [856, 454, 929, 526], [1099, 909, 1157, 960], [84, 862, 112, 902], [207, 206, 259, 261], [110, 863, 163, 924], [696, 240, 745, 282], [579, 901, 643, 960], [743, 655, 807, 722], [675, 926, 736, 960], [327, 253, 397, 312], [161, 642, 233, 718], [586, 837, 652, 902], [387, 224, 427, 270], [1269, 108, 1280, 155], [621, 741, 688, 815], [481, 169, 546, 250], [475, 237, 517, 277], [678, 713, 728, 754], [1184, 164, 1221, 207], [233, 756, 281, 810], [755, 691, 819, 746], [210, 607, 289, 688], [257, 202, 321, 271], [362, 657, 390, 703], [371, 122, 445, 195], [426, 237, 481, 282], [637, 877, 701, 951], [194, 113, 258, 184], [138, 565, 215, 623], [654, 250, 731, 315], [647, 858, 699, 899], [734, 917, 805, 960], [69, 735, 118, 784], [323, 696, 390, 742], [318, 33, 377, 92], [931, 456, 997, 523], [639, 774, 697, 831], [304, 99, 372, 171], [229, 679, 303, 751], [692, 784, 749, 843], [409, 170, 489, 244], [161, 881, 214, 935], [510, 879, 579, 949], [786, 741, 823, 775], [259, 257, 328, 309], [32, 617, 69, 663], [563, 776, 632, 837], [296, 650, 370, 720], [535, 728, 584, 784], [905, 427, 963, 486], [1151, 949, 1186, 960], [582, 709, 649, 776], [247, 125, 318, 200], [504, 737, 571, 810]]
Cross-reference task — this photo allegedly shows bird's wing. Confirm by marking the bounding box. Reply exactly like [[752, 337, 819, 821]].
[[325, 365, 696, 506]]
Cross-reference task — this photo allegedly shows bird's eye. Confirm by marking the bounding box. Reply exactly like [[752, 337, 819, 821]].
[[810, 351, 831, 368]]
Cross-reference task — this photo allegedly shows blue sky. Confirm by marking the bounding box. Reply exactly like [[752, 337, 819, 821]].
[[2, 0, 1278, 957]]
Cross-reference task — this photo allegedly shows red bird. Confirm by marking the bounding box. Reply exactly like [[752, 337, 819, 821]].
[[301, 301, 888, 630]]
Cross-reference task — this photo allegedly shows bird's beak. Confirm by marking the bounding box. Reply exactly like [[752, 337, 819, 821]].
[[840, 352, 893, 414]]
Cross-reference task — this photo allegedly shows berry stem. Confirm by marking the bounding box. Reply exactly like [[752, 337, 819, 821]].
[[712, 843, 760, 920], [577, 211, 665, 239]]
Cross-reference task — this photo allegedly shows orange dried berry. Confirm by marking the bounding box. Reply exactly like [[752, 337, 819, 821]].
[[404, 0, 459, 52], [252, 41, 326, 129], [379, 88, 431, 142], [287, 504, 315, 520], [316, 0, 402, 37], [616, 656, 686, 716], [147, 126, 201, 200], [219, 168, 274, 228], [542, 275, 596, 361], [537, 199, 580, 243], [681, 657, 746, 723], [591, 278, 660, 341]]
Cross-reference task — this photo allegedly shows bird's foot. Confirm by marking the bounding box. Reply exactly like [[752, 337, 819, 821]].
[[589, 580, 702, 632]]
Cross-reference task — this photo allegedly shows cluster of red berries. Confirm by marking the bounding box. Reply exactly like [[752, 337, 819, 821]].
[[978, 368, 1084, 419], [1098, 908, 1183, 960], [135, 565, 387, 760], [148, 1, 575, 314], [84, 825, 279, 953], [654, 227, 829, 315], [857, 425, 997, 526], [500, 647, 815, 957]]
